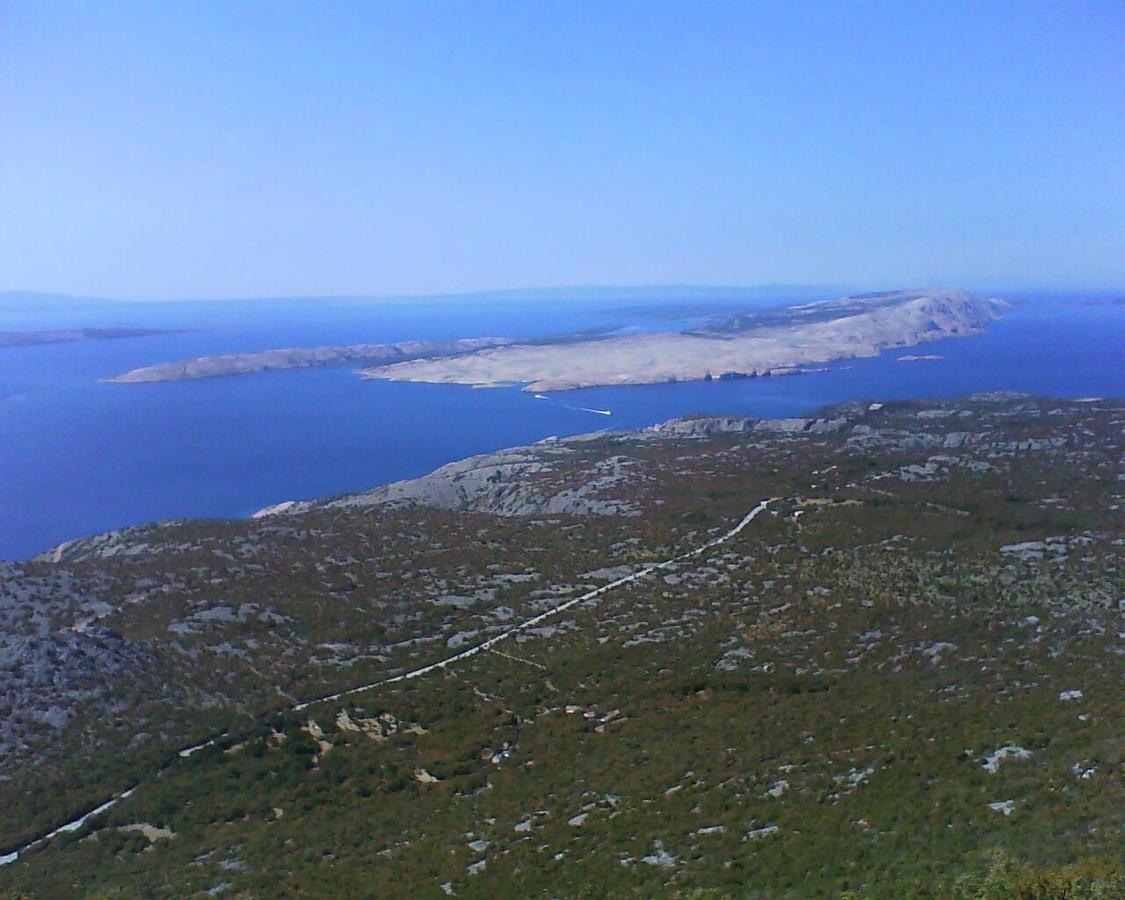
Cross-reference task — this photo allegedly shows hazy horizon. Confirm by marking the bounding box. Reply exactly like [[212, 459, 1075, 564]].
[[2, 1, 1122, 299], [2, 282, 1122, 310]]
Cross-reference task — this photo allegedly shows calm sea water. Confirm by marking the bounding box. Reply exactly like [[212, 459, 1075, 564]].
[[1, 297, 1121, 560]]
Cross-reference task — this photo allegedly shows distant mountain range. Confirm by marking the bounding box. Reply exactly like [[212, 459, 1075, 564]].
[[0, 283, 840, 308]]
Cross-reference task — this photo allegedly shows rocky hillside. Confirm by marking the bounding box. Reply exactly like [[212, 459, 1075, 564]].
[[0, 393, 1121, 897]]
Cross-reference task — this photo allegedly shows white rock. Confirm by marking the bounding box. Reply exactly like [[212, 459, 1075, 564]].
[[640, 841, 678, 867], [982, 745, 1032, 774]]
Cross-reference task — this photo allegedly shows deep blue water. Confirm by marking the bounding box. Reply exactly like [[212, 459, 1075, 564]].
[[1, 297, 1121, 560]]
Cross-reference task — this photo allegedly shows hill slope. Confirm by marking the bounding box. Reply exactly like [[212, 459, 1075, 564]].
[[0, 394, 1121, 896]]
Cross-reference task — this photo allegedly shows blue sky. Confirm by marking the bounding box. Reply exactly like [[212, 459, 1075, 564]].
[[1, 1, 1121, 299]]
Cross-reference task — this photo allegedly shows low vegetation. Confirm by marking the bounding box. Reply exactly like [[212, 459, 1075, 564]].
[[1, 394, 1120, 896]]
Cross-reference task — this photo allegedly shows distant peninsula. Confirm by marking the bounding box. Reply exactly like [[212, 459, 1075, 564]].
[[0, 327, 176, 348], [104, 337, 513, 383], [361, 289, 1006, 392], [104, 289, 1006, 389]]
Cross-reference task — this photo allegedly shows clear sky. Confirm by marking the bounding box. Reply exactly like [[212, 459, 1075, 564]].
[[1, 1, 1121, 300]]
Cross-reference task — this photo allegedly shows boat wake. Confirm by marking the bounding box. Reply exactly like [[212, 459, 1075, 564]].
[[533, 393, 612, 416]]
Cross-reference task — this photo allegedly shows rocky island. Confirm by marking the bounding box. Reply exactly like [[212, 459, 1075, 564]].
[[102, 289, 1005, 389], [103, 336, 513, 383], [360, 288, 1006, 391], [0, 327, 177, 348]]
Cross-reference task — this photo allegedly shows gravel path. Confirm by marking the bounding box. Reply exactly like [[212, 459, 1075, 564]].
[[2, 498, 775, 867]]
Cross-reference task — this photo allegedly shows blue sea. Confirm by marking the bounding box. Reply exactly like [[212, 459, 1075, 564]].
[[1, 294, 1121, 560]]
